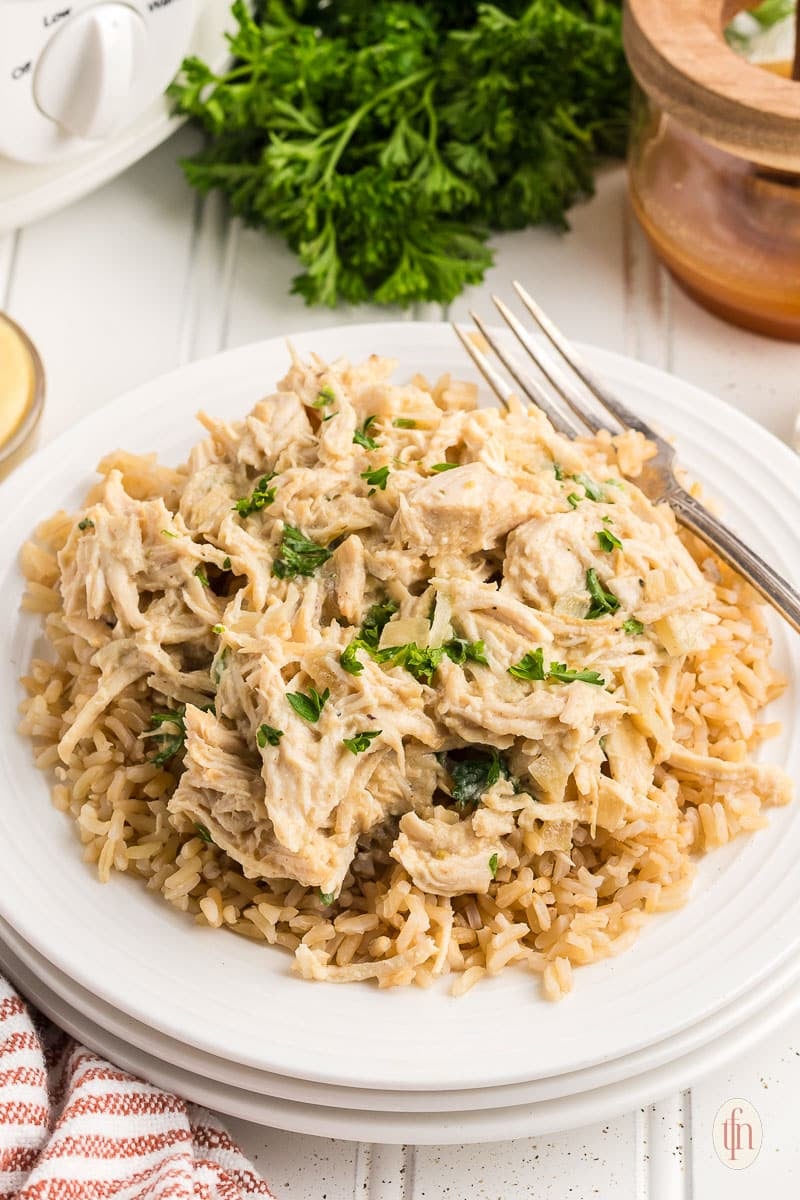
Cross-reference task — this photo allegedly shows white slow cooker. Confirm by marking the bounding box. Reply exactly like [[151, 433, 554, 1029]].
[[0, 0, 231, 228]]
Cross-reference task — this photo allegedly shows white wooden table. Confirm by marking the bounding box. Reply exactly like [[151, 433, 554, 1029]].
[[2, 127, 798, 1197]]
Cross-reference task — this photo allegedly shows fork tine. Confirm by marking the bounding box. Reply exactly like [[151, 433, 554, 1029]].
[[467, 311, 585, 438], [491, 293, 617, 436], [512, 281, 660, 442], [451, 323, 513, 412]]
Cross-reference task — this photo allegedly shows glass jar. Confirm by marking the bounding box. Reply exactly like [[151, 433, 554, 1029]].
[[628, 84, 800, 340], [624, 0, 800, 341]]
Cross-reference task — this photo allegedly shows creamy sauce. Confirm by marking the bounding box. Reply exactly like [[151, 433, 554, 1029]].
[[0, 315, 34, 448]]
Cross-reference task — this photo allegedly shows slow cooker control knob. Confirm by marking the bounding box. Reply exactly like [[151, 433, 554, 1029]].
[[34, 4, 147, 141]]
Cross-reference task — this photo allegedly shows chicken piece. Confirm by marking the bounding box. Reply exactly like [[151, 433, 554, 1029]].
[[667, 745, 792, 807], [332, 534, 366, 625], [391, 810, 504, 897], [169, 707, 357, 893], [393, 463, 531, 557], [179, 463, 238, 536], [236, 392, 316, 472], [503, 501, 706, 616]]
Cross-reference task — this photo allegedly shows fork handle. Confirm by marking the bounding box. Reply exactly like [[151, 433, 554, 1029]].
[[671, 490, 800, 636]]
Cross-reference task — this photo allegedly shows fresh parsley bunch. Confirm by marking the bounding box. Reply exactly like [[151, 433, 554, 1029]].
[[170, 0, 629, 307]]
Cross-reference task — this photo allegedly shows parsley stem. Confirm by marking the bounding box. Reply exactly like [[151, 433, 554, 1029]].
[[321, 68, 432, 184]]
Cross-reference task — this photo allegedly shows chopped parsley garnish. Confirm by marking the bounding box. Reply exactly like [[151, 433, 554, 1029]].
[[430, 462, 458, 472], [78, 518, 94, 531], [442, 638, 489, 667], [223, 556, 232, 570], [361, 465, 390, 491], [377, 643, 443, 684], [509, 648, 604, 686], [508, 648, 546, 681], [194, 564, 210, 586], [340, 642, 364, 675], [212, 623, 225, 634], [194, 822, 214, 844], [319, 889, 335, 905], [162, 528, 179, 538], [272, 525, 332, 579], [342, 729, 381, 754], [596, 529, 622, 553], [286, 686, 330, 722], [567, 493, 582, 509], [546, 661, 605, 686], [553, 462, 564, 481], [360, 599, 399, 648], [353, 415, 379, 450], [340, 599, 399, 675], [313, 386, 336, 408], [393, 417, 417, 429], [572, 473, 604, 501], [257, 723, 284, 748], [233, 473, 277, 517], [489, 853, 499, 879], [623, 618, 645, 635], [438, 746, 510, 813], [585, 568, 620, 619], [146, 707, 186, 766]]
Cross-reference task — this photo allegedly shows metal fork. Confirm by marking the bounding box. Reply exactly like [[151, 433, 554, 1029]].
[[453, 281, 800, 635]]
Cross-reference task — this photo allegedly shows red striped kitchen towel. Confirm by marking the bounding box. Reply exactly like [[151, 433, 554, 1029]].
[[0, 976, 274, 1200]]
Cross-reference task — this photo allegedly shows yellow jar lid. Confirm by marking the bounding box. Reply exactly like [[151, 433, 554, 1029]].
[[624, 0, 800, 172]]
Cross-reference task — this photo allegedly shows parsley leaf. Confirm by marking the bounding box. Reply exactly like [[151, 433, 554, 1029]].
[[585, 568, 620, 618], [572, 472, 604, 501], [257, 723, 284, 747], [567, 492, 582, 509], [361, 465, 390, 490], [194, 564, 210, 586], [509, 648, 605, 686], [378, 643, 443, 684], [553, 462, 563, 480], [222, 556, 232, 570], [489, 853, 499, 879], [439, 746, 510, 813], [546, 662, 605, 686], [272, 525, 332, 579], [596, 529, 623, 553], [211, 623, 226, 634], [393, 417, 417, 429], [623, 618, 645, 635], [360, 599, 399, 649], [146, 707, 186, 766], [353, 415, 379, 450], [340, 642, 365, 675], [233, 473, 277, 517], [194, 822, 214, 844], [342, 729, 381, 754], [78, 518, 94, 531], [430, 462, 458, 472], [313, 387, 336, 408], [319, 889, 336, 906], [443, 638, 489, 667], [508, 648, 546, 681], [286, 686, 330, 723]]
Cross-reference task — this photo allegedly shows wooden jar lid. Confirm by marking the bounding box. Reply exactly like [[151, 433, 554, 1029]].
[[624, 0, 800, 171]]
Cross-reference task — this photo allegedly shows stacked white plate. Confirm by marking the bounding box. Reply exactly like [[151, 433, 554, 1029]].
[[0, 325, 799, 1144]]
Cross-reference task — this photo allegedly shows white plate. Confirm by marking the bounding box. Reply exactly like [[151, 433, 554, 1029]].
[[3, 911, 800, 1115], [0, 324, 798, 1092], [2, 930, 798, 1145]]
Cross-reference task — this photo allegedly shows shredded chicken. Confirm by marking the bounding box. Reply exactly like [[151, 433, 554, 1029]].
[[53, 350, 791, 907]]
